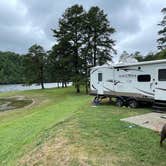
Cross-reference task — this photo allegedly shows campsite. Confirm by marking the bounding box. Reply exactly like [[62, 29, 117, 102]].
[[0, 1, 166, 166]]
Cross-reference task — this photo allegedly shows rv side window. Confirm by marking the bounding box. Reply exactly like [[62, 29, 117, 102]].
[[98, 73, 102, 82], [159, 69, 166, 81], [137, 75, 151, 82]]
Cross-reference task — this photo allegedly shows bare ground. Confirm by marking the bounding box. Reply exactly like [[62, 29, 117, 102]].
[[18, 121, 118, 166], [121, 112, 166, 132]]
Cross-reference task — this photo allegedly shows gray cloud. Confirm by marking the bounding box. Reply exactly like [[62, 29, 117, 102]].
[[0, 0, 165, 56]]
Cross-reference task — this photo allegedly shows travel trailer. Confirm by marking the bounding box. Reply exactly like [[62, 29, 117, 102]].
[[90, 59, 166, 109]]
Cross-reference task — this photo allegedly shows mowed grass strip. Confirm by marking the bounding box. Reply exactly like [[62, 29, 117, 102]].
[[0, 87, 91, 165]]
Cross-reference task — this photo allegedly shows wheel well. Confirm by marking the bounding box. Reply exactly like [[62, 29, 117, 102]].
[[127, 98, 137, 102], [116, 96, 125, 101]]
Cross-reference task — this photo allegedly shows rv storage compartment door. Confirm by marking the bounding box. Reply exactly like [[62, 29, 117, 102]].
[[155, 68, 166, 101]]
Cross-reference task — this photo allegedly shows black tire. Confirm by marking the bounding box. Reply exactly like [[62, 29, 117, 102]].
[[116, 98, 124, 107], [109, 97, 112, 104], [128, 99, 138, 108]]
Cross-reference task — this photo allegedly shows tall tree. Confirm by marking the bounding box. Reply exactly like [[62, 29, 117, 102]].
[[47, 41, 72, 87], [81, 6, 116, 93], [23, 44, 46, 89], [52, 5, 116, 93], [53, 5, 85, 93], [157, 8, 166, 50], [85, 6, 116, 66]]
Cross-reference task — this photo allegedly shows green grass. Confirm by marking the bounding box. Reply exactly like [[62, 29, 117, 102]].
[[0, 87, 90, 165], [0, 87, 165, 166]]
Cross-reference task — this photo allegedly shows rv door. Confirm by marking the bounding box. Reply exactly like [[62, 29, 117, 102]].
[[97, 72, 104, 95], [155, 68, 166, 101]]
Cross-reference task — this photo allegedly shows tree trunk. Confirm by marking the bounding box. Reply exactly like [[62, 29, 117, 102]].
[[76, 83, 80, 93], [85, 81, 88, 94], [62, 82, 64, 88], [73, 28, 81, 93], [93, 31, 97, 66], [41, 82, 44, 89], [40, 67, 44, 89], [94, 48, 97, 66]]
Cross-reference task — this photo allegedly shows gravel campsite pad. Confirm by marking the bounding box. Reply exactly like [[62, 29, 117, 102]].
[[121, 112, 166, 132], [0, 96, 33, 112]]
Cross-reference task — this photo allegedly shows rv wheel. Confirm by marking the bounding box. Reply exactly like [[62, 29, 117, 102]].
[[93, 96, 101, 105], [116, 98, 124, 107], [128, 99, 138, 108]]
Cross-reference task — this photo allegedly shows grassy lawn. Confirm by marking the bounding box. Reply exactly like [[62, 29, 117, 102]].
[[0, 87, 165, 166]]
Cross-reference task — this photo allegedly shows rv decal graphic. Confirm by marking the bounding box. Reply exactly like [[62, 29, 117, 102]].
[[136, 88, 154, 96], [156, 88, 166, 91], [107, 80, 122, 85], [91, 69, 98, 74], [92, 84, 97, 90], [119, 74, 136, 78], [103, 86, 114, 92], [118, 68, 143, 72], [107, 79, 114, 83], [91, 67, 113, 74]]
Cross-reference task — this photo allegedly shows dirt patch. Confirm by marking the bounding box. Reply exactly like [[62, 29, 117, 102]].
[[19, 134, 91, 166], [0, 96, 34, 112], [121, 112, 166, 132], [19, 138, 118, 166], [18, 128, 118, 166]]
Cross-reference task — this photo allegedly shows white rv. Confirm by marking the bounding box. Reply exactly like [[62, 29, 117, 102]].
[[90, 59, 166, 109]]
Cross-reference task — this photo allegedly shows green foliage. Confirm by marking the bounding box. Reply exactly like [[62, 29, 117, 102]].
[[85, 6, 116, 66], [157, 8, 166, 50], [52, 5, 116, 93], [0, 51, 24, 84], [23, 44, 47, 89], [47, 41, 73, 86], [134, 50, 166, 62], [53, 5, 85, 93]]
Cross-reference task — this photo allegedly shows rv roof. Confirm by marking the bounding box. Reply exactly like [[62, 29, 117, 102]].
[[92, 59, 166, 69], [114, 59, 166, 68]]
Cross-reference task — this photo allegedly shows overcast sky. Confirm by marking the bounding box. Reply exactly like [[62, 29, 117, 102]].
[[0, 0, 165, 57]]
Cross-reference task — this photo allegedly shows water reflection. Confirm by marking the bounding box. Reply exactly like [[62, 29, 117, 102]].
[[0, 83, 71, 92]]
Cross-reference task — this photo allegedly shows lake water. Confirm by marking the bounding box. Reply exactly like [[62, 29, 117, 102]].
[[0, 83, 70, 93]]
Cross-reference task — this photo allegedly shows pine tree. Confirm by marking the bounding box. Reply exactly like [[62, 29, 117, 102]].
[[85, 6, 116, 66], [81, 6, 116, 93], [157, 8, 166, 50], [48, 41, 72, 87], [23, 44, 46, 89], [52, 5, 85, 93]]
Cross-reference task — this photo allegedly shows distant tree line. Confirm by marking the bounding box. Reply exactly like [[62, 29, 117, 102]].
[[0, 5, 165, 92], [119, 49, 166, 63], [0, 51, 24, 84]]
